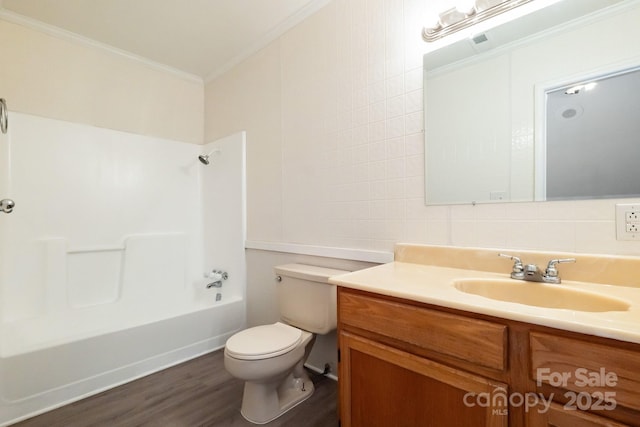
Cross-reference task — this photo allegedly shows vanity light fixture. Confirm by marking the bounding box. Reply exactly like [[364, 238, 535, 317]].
[[422, 0, 534, 42]]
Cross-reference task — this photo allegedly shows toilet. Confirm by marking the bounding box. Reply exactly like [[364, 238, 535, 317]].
[[224, 263, 348, 424]]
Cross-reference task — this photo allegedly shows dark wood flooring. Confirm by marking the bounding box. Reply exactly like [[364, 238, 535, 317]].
[[12, 349, 338, 427]]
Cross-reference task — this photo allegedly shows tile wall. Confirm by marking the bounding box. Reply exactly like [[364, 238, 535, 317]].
[[205, 0, 640, 256]]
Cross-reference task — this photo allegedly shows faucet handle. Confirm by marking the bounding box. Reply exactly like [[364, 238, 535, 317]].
[[543, 258, 576, 284], [498, 253, 524, 279], [499, 253, 522, 263], [545, 258, 576, 278]]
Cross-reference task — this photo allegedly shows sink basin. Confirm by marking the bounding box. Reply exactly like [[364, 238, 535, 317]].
[[453, 279, 630, 312]]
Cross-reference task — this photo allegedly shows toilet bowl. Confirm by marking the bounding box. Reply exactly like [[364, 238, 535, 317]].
[[223, 263, 349, 424], [224, 322, 315, 424]]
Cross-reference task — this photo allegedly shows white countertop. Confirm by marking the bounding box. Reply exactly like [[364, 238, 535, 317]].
[[330, 260, 640, 344]]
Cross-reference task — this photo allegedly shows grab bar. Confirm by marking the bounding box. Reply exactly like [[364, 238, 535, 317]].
[[0, 98, 7, 134]]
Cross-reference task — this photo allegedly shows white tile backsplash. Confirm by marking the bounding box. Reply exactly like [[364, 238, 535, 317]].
[[369, 141, 387, 161], [426, 220, 450, 245], [404, 111, 423, 135], [353, 126, 369, 146], [387, 178, 406, 200], [386, 137, 405, 159], [368, 81, 386, 104], [405, 132, 424, 155], [369, 101, 386, 122], [536, 221, 576, 253], [385, 116, 405, 139], [405, 90, 422, 114], [405, 219, 429, 242], [405, 154, 423, 177], [475, 221, 509, 249], [370, 180, 387, 200], [354, 106, 369, 127], [369, 121, 386, 142], [406, 198, 427, 220], [574, 221, 618, 254], [451, 221, 477, 247], [404, 67, 423, 92], [405, 175, 424, 199], [370, 200, 387, 219], [386, 95, 405, 119], [386, 158, 405, 179], [386, 75, 405, 98]]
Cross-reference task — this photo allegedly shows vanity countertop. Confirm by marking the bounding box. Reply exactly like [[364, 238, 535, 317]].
[[329, 244, 640, 345]]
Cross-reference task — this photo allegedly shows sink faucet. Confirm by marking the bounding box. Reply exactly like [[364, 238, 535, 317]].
[[499, 253, 575, 284], [524, 263, 544, 282]]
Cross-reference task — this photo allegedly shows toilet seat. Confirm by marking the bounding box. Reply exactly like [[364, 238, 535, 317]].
[[226, 322, 302, 360]]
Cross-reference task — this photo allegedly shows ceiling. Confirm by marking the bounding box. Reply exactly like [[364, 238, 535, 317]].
[[0, 0, 325, 80]]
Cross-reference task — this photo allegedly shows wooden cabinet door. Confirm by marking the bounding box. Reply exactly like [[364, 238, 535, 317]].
[[339, 331, 508, 427], [527, 402, 630, 427]]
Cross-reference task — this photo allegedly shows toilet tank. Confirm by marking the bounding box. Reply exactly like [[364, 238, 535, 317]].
[[274, 264, 350, 334]]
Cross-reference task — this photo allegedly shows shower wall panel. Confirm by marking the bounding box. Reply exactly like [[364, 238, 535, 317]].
[[1, 113, 204, 324]]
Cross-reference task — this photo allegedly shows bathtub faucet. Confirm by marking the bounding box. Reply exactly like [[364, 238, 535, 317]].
[[204, 269, 228, 289]]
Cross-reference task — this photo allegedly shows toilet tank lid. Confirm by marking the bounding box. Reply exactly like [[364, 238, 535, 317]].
[[274, 264, 350, 283]]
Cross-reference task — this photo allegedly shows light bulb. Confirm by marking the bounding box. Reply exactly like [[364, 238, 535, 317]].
[[564, 85, 582, 95], [455, 0, 476, 14], [584, 82, 597, 91], [424, 9, 441, 29]]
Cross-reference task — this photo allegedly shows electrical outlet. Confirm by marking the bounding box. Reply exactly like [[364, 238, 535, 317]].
[[616, 203, 640, 240], [626, 211, 640, 222]]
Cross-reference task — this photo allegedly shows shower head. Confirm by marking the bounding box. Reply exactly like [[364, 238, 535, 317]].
[[198, 149, 221, 165]]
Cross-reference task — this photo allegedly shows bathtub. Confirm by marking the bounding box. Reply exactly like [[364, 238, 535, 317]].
[[0, 295, 245, 426], [0, 231, 246, 426], [0, 115, 248, 426]]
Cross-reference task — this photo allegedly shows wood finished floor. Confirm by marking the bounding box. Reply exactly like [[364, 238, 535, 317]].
[[12, 349, 338, 427]]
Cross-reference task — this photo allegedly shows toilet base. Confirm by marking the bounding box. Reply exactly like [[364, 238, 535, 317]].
[[240, 369, 315, 424]]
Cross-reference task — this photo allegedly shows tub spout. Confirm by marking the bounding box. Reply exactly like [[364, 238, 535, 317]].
[[207, 281, 222, 289]]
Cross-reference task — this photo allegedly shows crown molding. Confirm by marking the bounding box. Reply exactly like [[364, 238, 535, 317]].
[[0, 9, 204, 84], [204, 0, 331, 83]]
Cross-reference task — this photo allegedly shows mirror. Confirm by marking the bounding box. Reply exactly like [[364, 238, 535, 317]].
[[544, 66, 640, 200], [423, 0, 640, 205]]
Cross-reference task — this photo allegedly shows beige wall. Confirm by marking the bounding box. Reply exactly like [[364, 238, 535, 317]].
[[0, 20, 203, 144]]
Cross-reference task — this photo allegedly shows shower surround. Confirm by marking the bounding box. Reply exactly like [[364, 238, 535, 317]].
[[0, 113, 246, 425]]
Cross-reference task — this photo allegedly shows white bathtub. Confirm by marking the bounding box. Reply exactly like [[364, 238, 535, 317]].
[[0, 116, 248, 426], [0, 296, 245, 426]]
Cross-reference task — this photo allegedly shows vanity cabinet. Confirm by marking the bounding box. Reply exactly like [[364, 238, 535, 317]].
[[338, 289, 510, 427], [340, 332, 507, 427], [337, 287, 640, 427], [527, 403, 629, 427], [526, 332, 640, 427]]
